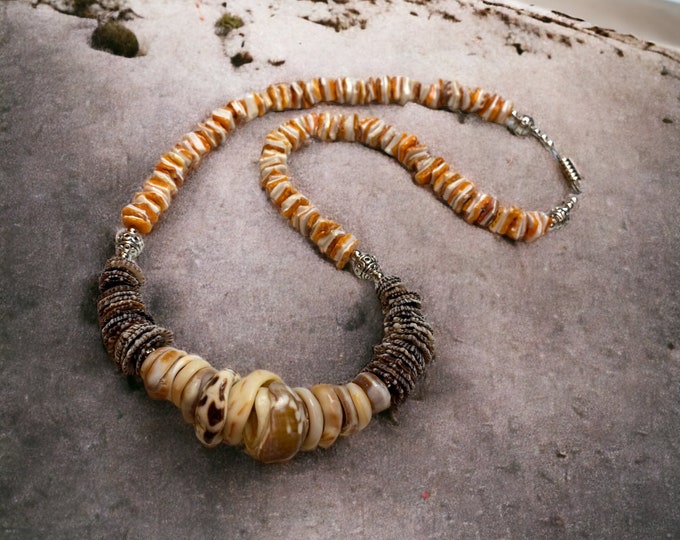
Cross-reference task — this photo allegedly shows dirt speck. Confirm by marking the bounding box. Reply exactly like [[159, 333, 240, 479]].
[[230, 51, 253, 67]]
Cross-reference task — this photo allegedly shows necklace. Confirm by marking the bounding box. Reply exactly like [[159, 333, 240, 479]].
[[98, 76, 582, 463]]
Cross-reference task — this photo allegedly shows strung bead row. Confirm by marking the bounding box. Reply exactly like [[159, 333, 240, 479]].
[[260, 112, 552, 267], [140, 347, 390, 463], [98, 251, 433, 462], [121, 76, 517, 235]]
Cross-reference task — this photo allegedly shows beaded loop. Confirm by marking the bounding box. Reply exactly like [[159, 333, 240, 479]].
[[99, 76, 580, 463]]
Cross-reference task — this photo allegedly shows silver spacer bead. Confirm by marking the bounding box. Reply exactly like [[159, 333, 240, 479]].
[[115, 228, 144, 260], [350, 250, 384, 282], [548, 196, 578, 230]]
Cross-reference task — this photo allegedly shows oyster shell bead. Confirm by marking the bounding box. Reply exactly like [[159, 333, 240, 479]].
[[169, 355, 212, 408], [345, 382, 372, 431], [361, 275, 435, 406], [311, 384, 343, 449], [333, 385, 359, 436], [352, 372, 392, 414], [100, 310, 154, 358], [140, 346, 187, 400], [194, 369, 239, 448], [97, 289, 146, 322], [97, 256, 157, 363], [243, 381, 307, 463], [293, 387, 324, 451]]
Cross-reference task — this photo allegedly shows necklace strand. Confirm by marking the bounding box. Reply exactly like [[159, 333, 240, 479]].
[[99, 76, 582, 463]]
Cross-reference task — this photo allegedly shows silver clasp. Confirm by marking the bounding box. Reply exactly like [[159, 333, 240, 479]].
[[508, 110, 582, 194]]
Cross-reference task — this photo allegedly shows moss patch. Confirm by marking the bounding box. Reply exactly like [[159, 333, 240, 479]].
[[91, 21, 139, 58], [215, 13, 244, 37]]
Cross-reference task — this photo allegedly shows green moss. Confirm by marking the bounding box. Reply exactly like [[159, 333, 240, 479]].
[[91, 21, 139, 58], [214, 13, 244, 37]]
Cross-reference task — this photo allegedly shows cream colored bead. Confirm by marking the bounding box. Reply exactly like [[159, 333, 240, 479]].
[[353, 372, 392, 413], [156, 352, 195, 400], [346, 382, 372, 431], [334, 385, 359, 436], [311, 384, 343, 449], [194, 369, 240, 448], [140, 346, 185, 400], [179, 367, 217, 424], [223, 369, 282, 446], [169, 355, 211, 408], [211, 107, 236, 131], [294, 387, 324, 451]]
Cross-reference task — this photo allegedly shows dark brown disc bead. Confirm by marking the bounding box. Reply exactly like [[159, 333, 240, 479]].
[[113, 322, 174, 376], [99, 256, 145, 291], [97, 289, 147, 322], [366, 275, 434, 405], [100, 310, 155, 357]]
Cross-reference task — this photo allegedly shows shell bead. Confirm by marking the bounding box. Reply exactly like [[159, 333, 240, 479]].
[[311, 384, 344, 449], [194, 369, 240, 447], [293, 387, 324, 451], [352, 372, 391, 414], [100, 76, 579, 462], [223, 370, 282, 446], [334, 384, 360, 436], [346, 382, 373, 431], [243, 381, 308, 463]]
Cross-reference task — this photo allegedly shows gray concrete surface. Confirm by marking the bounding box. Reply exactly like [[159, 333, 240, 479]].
[[1, 0, 679, 538]]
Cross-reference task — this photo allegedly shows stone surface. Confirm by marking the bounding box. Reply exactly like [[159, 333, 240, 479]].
[[1, 0, 679, 538]]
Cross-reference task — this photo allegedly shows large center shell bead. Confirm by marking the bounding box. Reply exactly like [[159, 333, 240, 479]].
[[243, 381, 308, 463]]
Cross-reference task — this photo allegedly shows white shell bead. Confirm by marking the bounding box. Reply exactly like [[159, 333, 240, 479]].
[[346, 382, 372, 431], [294, 387, 324, 451], [311, 384, 343, 449]]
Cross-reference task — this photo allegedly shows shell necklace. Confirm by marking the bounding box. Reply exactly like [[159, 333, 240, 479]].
[[98, 76, 582, 463]]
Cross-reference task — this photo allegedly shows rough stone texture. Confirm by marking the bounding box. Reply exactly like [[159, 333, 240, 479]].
[[1, 0, 679, 538]]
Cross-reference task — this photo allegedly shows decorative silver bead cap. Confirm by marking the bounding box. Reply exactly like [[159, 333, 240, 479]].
[[115, 228, 144, 260], [549, 196, 578, 230], [350, 250, 384, 282]]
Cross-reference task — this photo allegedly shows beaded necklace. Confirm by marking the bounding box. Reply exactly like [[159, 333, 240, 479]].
[[98, 76, 581, 463]]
